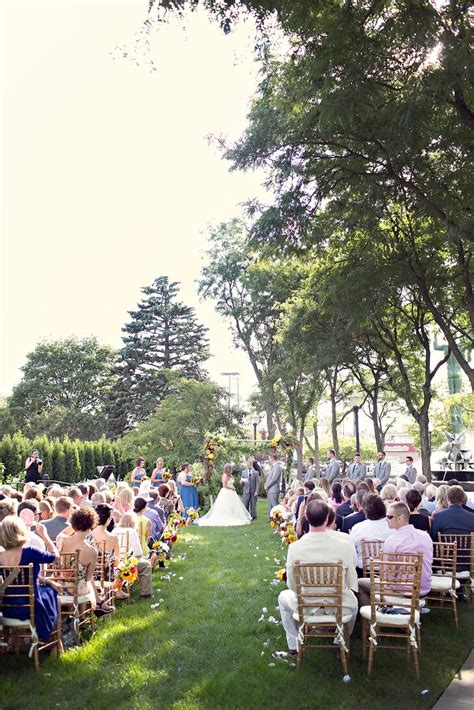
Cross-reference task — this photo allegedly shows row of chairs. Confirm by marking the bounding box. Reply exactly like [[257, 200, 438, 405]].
[[0, 533, 133, 670], [295, 533, 473, 679]]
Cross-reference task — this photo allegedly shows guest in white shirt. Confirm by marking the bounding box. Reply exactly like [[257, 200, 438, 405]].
[[112, 512, 153, 598], [350, 493, 395, 570]]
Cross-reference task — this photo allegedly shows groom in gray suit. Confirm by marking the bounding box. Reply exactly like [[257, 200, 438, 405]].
[[265, 453, 282, 517], [241, 458, 260, 520], [373, 451, 391, 487]]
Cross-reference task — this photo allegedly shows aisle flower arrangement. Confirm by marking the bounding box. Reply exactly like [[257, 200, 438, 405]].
[[186, 507, 199, 521], [113, 553, 139, 591], [153, 540, 171, 563]]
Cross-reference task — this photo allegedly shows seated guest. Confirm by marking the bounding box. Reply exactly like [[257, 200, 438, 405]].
[[405, 489, 430, 532], [289, 487, 305, 514], [325, 507, 357, 566], [295, 481, 315, 520], [433, 485, 450, 516], [39, 500, 54, 521], [77, 484, 92, 507], [330, 482, 344, 510], [24, 486, 43, 503], [0, 515, 60, 641], [319, 478, 332, 498], [335, 482, 356, 529], [154, 485, 175, 520], [380, 483, 398, 509], [134, 496, 160, 546], [112, 512, 153, 598], [68, 487, 84, 509], [420, 484, 437, 515], [296, 491, 326, 538], [147, 490, 167, 524], [0, 497, 18, 522], [165, 480, 184, 513], [432, 485, 474, 540], [43, 496, 73, 541], [358, 501, 433, 606], [113, 486, 134, 523], [447, 480, 474, 513], [90, 504, 121, 596], [350, 493, 395, 571], [17, 500, 55, 552], [57, 508, 113, 613], [90, 492, 106, 507], [341, 490, 367, 533], [275, 500, 358, 657]]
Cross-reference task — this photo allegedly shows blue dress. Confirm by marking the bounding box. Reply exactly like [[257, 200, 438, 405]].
[[1, 546, 59, 641], [178, 474, 198, 517]]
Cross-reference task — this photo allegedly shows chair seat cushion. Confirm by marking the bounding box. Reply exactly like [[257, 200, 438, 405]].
[[383, 595, 425, 608], [360, 605, 420, 626], [292, 611, 353, 625], [59, 594, 92, 605], [456, 571, 470, 579], [0, 617, 31, 628], [430, 576, 460, 592]]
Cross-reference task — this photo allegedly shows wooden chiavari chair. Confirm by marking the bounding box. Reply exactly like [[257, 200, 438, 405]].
[[361, 540, 385, 578], [426, 541, 459, 629], [50, 552, 94, 643], [439, 533, 473, 602]]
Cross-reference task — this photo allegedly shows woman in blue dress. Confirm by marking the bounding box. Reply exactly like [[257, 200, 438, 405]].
[[150, 457, 166, 488], [177, 463, 198, 517], [131, 457, 146, 489], [0, 515, 59, 641]]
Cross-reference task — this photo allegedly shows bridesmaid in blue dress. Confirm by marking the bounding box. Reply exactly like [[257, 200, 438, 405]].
[[151, 458, 166, 488], [0, 516, 59, 641], [177, 464, 198, 517]]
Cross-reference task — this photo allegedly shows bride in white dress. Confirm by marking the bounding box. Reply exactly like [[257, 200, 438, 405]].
[[195, 464, 251, 527]]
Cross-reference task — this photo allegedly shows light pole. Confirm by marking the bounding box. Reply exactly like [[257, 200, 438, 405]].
[[251, 416, 260, 443], [353, 405, 361, 453], [220, 372, 240, 409]]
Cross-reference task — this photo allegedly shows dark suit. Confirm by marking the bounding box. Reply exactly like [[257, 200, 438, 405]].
[[335, 500, 353, 530], [341, 511, 365, 534], [432, 504, 474, 541]]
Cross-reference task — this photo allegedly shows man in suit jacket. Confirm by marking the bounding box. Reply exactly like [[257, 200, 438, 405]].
[[265, 453, 282, 517], [304, 457, 319, 482], [373, 451, 391, 487], [432, 485, 474, 541], [323, 449, 340, 484], [335, 482, 356, 530], [404, 456, 417, 485], [275, 500, 358, 656], [347, 453, 366, 483], [341, 490, 367, 533], [241, 457, 260, 520]]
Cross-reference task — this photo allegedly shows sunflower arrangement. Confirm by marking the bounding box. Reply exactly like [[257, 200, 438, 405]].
[[162, 526, 178, 544], [161, 470, 172, 482], [186, 507, 200, 521], [113, 553, 139, 590], [276, 568, 287, 583], [191, 474, 203, 486], [152, 539, 171, 563], [270, 510, 284, 529], [168, 511, 186, 529], [279, 521, 297, 545], [203, 431, 225, 475]]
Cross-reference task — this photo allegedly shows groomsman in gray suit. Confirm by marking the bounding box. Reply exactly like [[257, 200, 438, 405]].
[[323, 449, 340, 484], [241, 457, 260, 520], [404, 456, 417, 485], [347, 453, 366, 483], [304, 457, 319, 482], [265, 453, 282, 517], [373, 451, 391, 487]]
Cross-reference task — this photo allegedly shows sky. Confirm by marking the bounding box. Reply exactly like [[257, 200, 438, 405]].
[[0, 0, 267, 405]]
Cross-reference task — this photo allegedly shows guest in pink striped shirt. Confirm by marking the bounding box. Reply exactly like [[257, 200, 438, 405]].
[[384, 501, 433, 596]]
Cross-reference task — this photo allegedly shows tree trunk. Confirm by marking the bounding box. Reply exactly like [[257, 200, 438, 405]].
[[370, 404, 385, 452], [313, 417, 321, 476], [418, 412, 432, 482], [295, 436, 303, 481], [330, 393, 339, 456]]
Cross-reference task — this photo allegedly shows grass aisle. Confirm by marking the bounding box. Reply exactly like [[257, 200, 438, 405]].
[[1, 501, 473, 709]]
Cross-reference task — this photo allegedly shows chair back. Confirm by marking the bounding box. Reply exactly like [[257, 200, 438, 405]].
[[361, 540, 385, 577], [369, 553, 422, 622], [433, 541, 458, 583], [0, 564, 35, 627], [115, 530, 131, 559], [294, 562, 343, 624], [439, 533, 473, 575], [50, 552, 81, 602]]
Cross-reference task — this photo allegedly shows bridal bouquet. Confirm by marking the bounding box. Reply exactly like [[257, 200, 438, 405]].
[[113, 553, 139, 590]]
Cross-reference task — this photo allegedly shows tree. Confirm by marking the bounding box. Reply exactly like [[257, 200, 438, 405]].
[[9, 337, 116, 439], [118, 378, 242, 470], [110, 276, 210, 433], [199, 219, 303, 437]]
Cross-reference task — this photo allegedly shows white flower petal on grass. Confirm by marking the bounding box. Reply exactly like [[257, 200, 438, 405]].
[[262, 607, 268, 613], [179, 576, 184, 580], [265, 556, 270, 561], [268, 663, 276, 667], [258, 614, 265, 623]]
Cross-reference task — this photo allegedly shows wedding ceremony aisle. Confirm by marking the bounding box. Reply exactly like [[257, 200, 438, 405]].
[[1, 501, 473, 709]]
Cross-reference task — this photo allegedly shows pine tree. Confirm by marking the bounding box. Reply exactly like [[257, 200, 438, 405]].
[[109, 276, 210, 433]]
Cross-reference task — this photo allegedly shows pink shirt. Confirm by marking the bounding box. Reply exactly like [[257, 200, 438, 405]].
[[383, 524, 433, 596]]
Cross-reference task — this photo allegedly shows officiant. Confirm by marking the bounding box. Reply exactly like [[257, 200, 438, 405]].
[[240, 458, 260, 520]]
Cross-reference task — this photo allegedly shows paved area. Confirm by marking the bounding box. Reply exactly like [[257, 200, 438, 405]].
[[433, 649, 474, 709]]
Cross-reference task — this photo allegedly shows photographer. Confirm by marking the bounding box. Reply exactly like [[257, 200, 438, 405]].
[[25, 448, 43, 484]]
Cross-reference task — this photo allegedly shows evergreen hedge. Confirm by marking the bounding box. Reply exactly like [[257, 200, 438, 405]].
[[0, 433, 132, 484]]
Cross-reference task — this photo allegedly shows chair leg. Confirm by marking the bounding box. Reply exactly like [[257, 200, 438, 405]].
[[340, 647, 348, 676], [362, 619, 367, 661], [412, 645, 420, 681], [368, 638, 375, 677], [452, 596, 459, 630], [296, 640, 303, 671], [33, 645, 40, 671]]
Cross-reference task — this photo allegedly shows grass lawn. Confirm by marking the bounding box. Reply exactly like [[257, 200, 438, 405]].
[[1, 500, 472, 709]]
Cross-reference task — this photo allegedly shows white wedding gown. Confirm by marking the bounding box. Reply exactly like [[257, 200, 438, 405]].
[[195, 481, 251, 527]]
